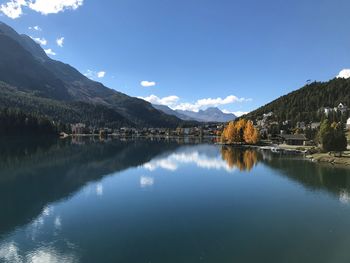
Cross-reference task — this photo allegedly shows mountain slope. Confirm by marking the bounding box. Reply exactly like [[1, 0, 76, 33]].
[[0, 34, 71, 100], [244, 78, 350, 123], [152, 104, 195, 121], [0, 21, 182, 128]]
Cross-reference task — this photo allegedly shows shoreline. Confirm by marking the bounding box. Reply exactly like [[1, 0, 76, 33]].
[[306, 152, 350, 167]]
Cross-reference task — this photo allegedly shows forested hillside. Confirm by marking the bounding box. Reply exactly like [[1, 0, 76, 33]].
[[0, 108, 57, 136], [244, 78, 350, 123]]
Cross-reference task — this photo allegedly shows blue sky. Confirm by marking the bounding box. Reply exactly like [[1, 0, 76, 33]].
[[1, 0, 350, 115]]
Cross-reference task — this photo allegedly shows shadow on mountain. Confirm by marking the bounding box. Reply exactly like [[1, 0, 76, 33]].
[[0, 137, 180, 238]]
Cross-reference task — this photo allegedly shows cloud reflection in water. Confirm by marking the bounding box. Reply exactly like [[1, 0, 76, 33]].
[[142, 145, 259, 173]]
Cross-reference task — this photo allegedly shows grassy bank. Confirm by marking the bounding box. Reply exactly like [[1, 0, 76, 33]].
[[307, 151, 350, 166]]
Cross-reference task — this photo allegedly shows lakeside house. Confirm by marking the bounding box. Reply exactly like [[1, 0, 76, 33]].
[[71, 123, 86, 135], [280, 134, 308, 146]]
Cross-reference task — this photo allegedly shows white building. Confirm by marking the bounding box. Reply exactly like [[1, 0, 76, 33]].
[[347, 117, 350, 130], [334, 103, 348, 114], [323, 107, 332, 116]]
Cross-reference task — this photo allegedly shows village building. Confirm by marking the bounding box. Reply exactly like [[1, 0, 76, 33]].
[[322, 103, 348, 116], [280, 134, 308, 146], [323, 107, 333, 116], [334, 103, 348, 114], [71, 123, 86, 135], [296, 122, 306, 130], [310, 122, 320, 130]]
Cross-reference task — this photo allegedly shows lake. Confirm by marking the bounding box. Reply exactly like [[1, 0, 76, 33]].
[[1, 138, 350, 263]]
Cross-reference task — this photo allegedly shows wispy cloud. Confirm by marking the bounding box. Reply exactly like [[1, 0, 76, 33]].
[[141, 80, 156, 87], [31, 36, 47, 45], [84, 70, 106, 79], [56, 37, 64, 47], [44, 48, 56, 56], [28, 25, 42, 31], [337, 69, 350, 79], [0, 0, 83, 19]]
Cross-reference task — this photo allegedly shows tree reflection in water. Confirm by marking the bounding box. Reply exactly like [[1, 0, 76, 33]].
[[221, 146, 259, 171]]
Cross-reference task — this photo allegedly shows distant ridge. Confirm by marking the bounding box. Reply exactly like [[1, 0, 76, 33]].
[[153, 104, 236, 123]]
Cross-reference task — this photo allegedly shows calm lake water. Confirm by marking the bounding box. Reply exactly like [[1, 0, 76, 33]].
[[1, 138, 350, 263]]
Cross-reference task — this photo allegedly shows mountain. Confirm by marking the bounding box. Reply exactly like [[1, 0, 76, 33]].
[[244, 78, 350, 124], [153, 104, 236, 122], [152, 104, 194, 121], [0, 21, 183, 128]]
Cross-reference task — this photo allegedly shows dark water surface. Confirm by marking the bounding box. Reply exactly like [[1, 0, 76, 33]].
[[1, 138, 350, 263]]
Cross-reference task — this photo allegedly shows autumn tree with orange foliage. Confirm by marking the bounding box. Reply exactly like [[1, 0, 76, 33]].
[[244, 120, 259, 144], [221, 119, 259, 144]]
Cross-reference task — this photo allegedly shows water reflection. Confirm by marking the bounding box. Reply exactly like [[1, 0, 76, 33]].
[[2, 139, 350, 262], [0, 242, 78, 263], [143, 144, 240, 172], [140, 176, 155, 188], [261, 152, 350, 205], [221, 146, 259, 171], [0, 138, 180, 238]]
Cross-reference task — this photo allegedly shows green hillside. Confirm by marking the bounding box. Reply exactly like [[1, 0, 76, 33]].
[[244, 78, 350, 124]]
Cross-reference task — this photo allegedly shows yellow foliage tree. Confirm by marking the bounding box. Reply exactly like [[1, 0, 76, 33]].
[[222, 121, 239, 144], [236, 119, 247, 142], [244, 120, 259, 144], [221, 119, 259, 144]]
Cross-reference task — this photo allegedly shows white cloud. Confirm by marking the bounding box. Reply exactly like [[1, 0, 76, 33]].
[[31, 36, 47, 45], [56, 36, 64, 47], [138, 94, 180, 107], [222, 109, 249, 117], [141, 80, 156, 87], [139, 94, 251, 112], [337, 69, 350, 79], [174, 95, 251, 112], [28, 0, 83, 15], [29, 25, 42, 31], [84, 69, 106, 80], [44, 48, 56, 56], [97, 71, 106, 78], [0, 0, 83, 18], [0, 0, 26, 19]]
